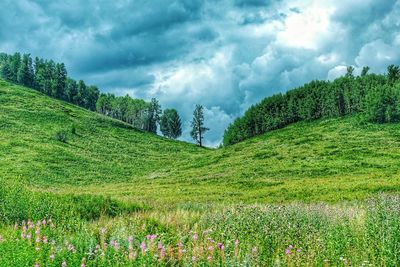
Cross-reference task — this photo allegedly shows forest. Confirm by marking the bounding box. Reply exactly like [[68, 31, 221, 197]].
[[223, 65, 400, 145], [0, 52, 184, 138]]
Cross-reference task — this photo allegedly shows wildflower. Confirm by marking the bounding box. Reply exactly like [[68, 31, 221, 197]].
[[100, 228, 106, 235], [193, 233, 198, 241], [235, 239, 239, 246], [43, 236, 48, 244], [146, 234, 156, 240], [36, 237, 41, 243], [128, 236, 134, 243], [21, 233, 26, 239], [252, 247, 257, 254], [140, 241, 147, 254], [217, 243, 225, 251], [207, 255, 213, 261], [202, 230, 209, 236], [34, 263, 39, 267], [285, 248, 291, 255], [42, 220, 46, 226], [36, 247, 40, 251], [27, 233, 32, 240], [81, 258, 86, 267], [61, 261, 67, 267], [67, 244, 75, 253], [50, 254, 55, 261], [208, 246, 214, 251], [192, 256, 197, 262], [0, 235, 3, 242]]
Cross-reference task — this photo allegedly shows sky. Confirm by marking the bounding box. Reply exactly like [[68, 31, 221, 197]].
[[1, 0, 400, 146]]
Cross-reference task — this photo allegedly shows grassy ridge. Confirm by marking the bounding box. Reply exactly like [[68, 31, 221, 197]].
[[1, 79, 400, 206], [2, 79, 400, 266]]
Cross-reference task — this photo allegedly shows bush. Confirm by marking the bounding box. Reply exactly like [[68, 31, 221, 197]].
[[71, 126, 77, 135], [54, 130, 68, 143]]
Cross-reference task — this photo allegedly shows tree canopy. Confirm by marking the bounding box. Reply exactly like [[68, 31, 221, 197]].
[[223, 65, 400, 146]]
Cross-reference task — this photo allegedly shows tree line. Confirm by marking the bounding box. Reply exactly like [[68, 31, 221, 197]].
[[223, 65, 400, 146], [0, 52, 210, 146]]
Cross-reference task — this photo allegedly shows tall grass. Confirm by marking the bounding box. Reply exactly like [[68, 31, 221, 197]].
[[0, 179, 144, 224], [1, 194, 400, 266]]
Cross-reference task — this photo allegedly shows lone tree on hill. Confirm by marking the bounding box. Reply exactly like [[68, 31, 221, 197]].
[[190, 104, 209, 147], [160, 108, 182, 139]]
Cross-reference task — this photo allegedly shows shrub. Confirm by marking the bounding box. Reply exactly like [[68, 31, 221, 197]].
[[71, 126, 77, 135], [54, 130, 68, 143]]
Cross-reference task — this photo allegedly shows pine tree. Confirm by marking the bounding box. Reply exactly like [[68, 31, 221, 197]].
[[160, 108, 182, 139], [54, 63, 67, 99], [361, 66, 370, 77], [17, 54, 34, 87], [190, 105, 209, 147], [387, 65, 400, 85]]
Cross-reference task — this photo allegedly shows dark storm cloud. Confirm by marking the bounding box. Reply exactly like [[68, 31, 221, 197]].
[[1, 0, 400, 146]]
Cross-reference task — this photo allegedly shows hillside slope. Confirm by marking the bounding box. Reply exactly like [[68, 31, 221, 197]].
[[1, 79, 400, 205]]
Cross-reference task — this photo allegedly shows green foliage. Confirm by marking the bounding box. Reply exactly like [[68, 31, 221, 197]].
[[191, 104, 209, 147], [365, 84, 400, 123], [160, 108, 182, 139], [144, 98, 162, 134], [54, 130, 68, 143], [223, 67, 395, 146]]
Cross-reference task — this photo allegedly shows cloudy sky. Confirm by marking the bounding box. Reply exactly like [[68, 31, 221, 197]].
[[1, 0, 400, 146]]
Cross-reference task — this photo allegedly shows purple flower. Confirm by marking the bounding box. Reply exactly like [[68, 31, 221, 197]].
[[34, 263, 39, 267], [217, 243, 225, 251], [146, 234, 156, 240], [193, 233, 199, 241], [140, 241, 147, 253], [285, 248, 291, 255]]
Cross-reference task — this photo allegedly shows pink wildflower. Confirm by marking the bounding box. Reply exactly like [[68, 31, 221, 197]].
[[193, 233, 198, 241], [217, 243, 225, 251], [50, 254, 55, 261], [34, 263, 39, 267], [252, 247, 257, 254], [140, 241, 147, 254], [61, 261, 67, 267]]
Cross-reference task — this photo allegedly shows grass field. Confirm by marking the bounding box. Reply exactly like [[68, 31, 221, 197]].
[[1, 79, 400, 266]]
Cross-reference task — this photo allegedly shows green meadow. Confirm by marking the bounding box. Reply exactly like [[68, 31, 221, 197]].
[[1, 79, 400, 266]]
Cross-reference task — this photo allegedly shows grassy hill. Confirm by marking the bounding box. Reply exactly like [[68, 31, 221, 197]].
[[2, 79, 400, 206], [1, 79, 400, 266]]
